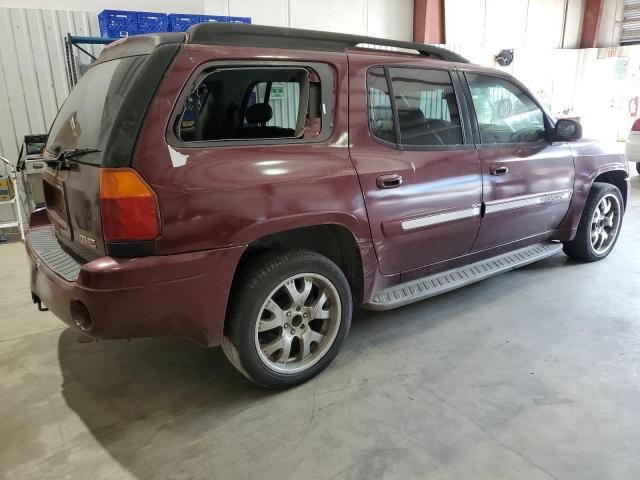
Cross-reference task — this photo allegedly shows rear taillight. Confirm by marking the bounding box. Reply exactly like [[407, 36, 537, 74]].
[[100, 169, 159, 242], [632, 119, 640, 132]]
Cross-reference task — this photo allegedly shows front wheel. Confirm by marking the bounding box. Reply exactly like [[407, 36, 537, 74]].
[[563, 182, 624, 262], [222, 249, 352, 388]]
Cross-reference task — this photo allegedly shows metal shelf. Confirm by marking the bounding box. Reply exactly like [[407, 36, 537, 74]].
[[0, 221, 19, 229], [64, 35, 115, 89]]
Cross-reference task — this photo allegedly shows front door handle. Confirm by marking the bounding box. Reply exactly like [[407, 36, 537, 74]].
[[376, 174, 403, 189], [490, 165, 509, 176]]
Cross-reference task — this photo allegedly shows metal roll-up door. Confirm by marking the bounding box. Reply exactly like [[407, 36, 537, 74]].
[[622, 0, 640, 44]]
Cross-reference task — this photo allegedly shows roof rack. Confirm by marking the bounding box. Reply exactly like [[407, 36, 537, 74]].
[[187, 23, 469, 63]]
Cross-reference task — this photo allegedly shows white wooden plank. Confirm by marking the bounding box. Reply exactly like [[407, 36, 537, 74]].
[[11, 8, 47, 133], [25, 9, 59, 128], [47, 9, 70, 102], [0, 9, 29, 162]]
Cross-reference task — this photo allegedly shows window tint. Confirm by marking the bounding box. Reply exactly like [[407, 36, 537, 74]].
[[367, 67, 396, 143], [47, 56, 146, 165], [388, 67, 462, 146], [467, 73, 546, 144], [176, 67, 319, 142]]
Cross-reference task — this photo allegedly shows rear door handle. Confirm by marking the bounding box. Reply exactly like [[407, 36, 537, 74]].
[[490, 165, 509, 176], [376, 174, 403, 189]]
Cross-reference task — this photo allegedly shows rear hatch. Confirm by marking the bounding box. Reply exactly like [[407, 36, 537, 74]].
[[41, 34, 183, 260]]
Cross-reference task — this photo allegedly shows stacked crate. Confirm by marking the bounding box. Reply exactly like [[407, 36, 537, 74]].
[[98, 10, 251, 37]]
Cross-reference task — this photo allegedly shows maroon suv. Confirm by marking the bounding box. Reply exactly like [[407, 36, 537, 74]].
[[26, 24, 629, 387]]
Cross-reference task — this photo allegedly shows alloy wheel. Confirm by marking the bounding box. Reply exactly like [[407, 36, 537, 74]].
[[590, 193, 621, 255], [254, 273, 342, 374]]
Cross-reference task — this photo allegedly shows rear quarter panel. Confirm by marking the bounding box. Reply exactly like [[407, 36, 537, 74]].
[[132, 44, 371, 254]]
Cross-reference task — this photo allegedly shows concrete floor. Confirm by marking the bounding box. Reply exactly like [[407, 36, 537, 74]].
[[1, 174, 639, 480]]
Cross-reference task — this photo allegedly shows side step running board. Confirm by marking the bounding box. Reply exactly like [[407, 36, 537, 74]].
[[363, 242, 563, 311]]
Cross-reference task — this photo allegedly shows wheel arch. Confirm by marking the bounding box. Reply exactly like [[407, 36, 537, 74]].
[[227, 223, 367, 324], [592, 169, 628, 209]]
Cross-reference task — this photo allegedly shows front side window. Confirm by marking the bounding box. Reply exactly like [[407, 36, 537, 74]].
[[466, 73, 546, 144], [175, 67, 320, 143], [389, 67, 463, 146]]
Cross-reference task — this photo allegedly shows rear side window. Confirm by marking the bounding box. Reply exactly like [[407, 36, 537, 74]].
[[389, 68, 463, 146], [175, 67, 322, 143], [47, 56, 146, 165], [366, 67, 463, 147], [466, 73, 546, 144]]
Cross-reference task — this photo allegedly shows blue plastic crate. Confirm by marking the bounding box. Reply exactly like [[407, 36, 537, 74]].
[[137, 12, 168, 34], [98, 10, 138, 38], [228, 16, 251, 24], [200, 15, 228, 24], [168, 13, 201, 32]]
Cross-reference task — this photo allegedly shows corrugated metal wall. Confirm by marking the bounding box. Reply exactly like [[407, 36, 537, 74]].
[[0, 7, 101, 166]]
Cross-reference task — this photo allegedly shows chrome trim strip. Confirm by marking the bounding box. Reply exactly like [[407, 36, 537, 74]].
[[484, 189, 572, 215], [402, 205, 481, 231]]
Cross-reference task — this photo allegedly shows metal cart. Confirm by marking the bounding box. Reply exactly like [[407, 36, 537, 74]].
[[0, 156, 25, 242]]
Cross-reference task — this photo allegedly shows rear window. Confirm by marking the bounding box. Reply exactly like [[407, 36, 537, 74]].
[[46, 56, 146, 165]]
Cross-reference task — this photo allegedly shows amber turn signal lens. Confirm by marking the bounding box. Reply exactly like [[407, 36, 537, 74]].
[[99, 169, 159, 242]]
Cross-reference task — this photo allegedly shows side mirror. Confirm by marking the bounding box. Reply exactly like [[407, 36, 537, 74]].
[[553, 119, 582, 141]]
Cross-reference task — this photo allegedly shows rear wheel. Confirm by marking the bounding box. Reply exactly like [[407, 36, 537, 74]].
[[563, 182, 623, 262], [222, 249, 352, 388]]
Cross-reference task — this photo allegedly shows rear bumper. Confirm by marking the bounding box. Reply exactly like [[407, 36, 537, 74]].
[[26, 226, 245, 346]]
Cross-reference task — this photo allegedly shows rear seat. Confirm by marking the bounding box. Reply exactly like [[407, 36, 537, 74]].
[[236, 103, 294, 139]]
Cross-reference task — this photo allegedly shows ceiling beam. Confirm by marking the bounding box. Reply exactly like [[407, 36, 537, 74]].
[[580, 0, 605, 48], [413, 0, 445, 44]]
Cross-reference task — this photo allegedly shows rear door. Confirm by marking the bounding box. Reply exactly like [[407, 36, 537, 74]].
[[42, 52, 161, 259], [461, 71, 575, 251], [348, 53, 482, 275]]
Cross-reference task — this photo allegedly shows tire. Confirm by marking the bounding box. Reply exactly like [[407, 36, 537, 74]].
[[562, 182, 624, 262], [222, 249, 352, 388], [636, 162, 640, 175]]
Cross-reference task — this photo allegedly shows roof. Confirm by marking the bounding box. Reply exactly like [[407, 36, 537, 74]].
[[187, 23, 469, 63]]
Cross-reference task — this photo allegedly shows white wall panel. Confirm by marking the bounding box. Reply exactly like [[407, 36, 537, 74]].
[[563, 0, 585, 48], [227, 0, 289, 27], [0, 0, 204, 14], [445, 0, 588, 49], [202, 0, 227, 15], [598, 0, 624, 46], [366, 0, 413, 40], [444, 0, 486, 46], [290, 0, 367, 35], [525, 0, 566, 48], [0, 7, 102, 165], [484, 0, 529, 47]]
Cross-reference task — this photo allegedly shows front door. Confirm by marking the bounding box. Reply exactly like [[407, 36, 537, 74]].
[[348, 54, 482, 275], [462, 71, 575, 251]]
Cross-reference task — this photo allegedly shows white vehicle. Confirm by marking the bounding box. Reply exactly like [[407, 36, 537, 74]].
[[625, 119, 640, 174]]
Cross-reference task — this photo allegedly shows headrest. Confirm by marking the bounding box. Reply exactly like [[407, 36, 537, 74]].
[[398, 108, 426, 128], [246, 103, 273, 124]]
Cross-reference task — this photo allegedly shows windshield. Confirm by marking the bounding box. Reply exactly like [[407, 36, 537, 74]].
[[46, 56, 146, 165]]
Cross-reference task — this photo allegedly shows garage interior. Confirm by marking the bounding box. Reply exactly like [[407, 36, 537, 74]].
[[1, 0, 639, 479]]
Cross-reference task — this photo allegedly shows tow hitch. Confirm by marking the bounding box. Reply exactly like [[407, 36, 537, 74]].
[[31, 293, 48, 312]]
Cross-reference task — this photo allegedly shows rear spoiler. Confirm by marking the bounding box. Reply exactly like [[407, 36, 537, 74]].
[[96, 33, 186, 65]]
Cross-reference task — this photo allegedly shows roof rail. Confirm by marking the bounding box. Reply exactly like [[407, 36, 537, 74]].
[[187, 23, 468, 63]]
